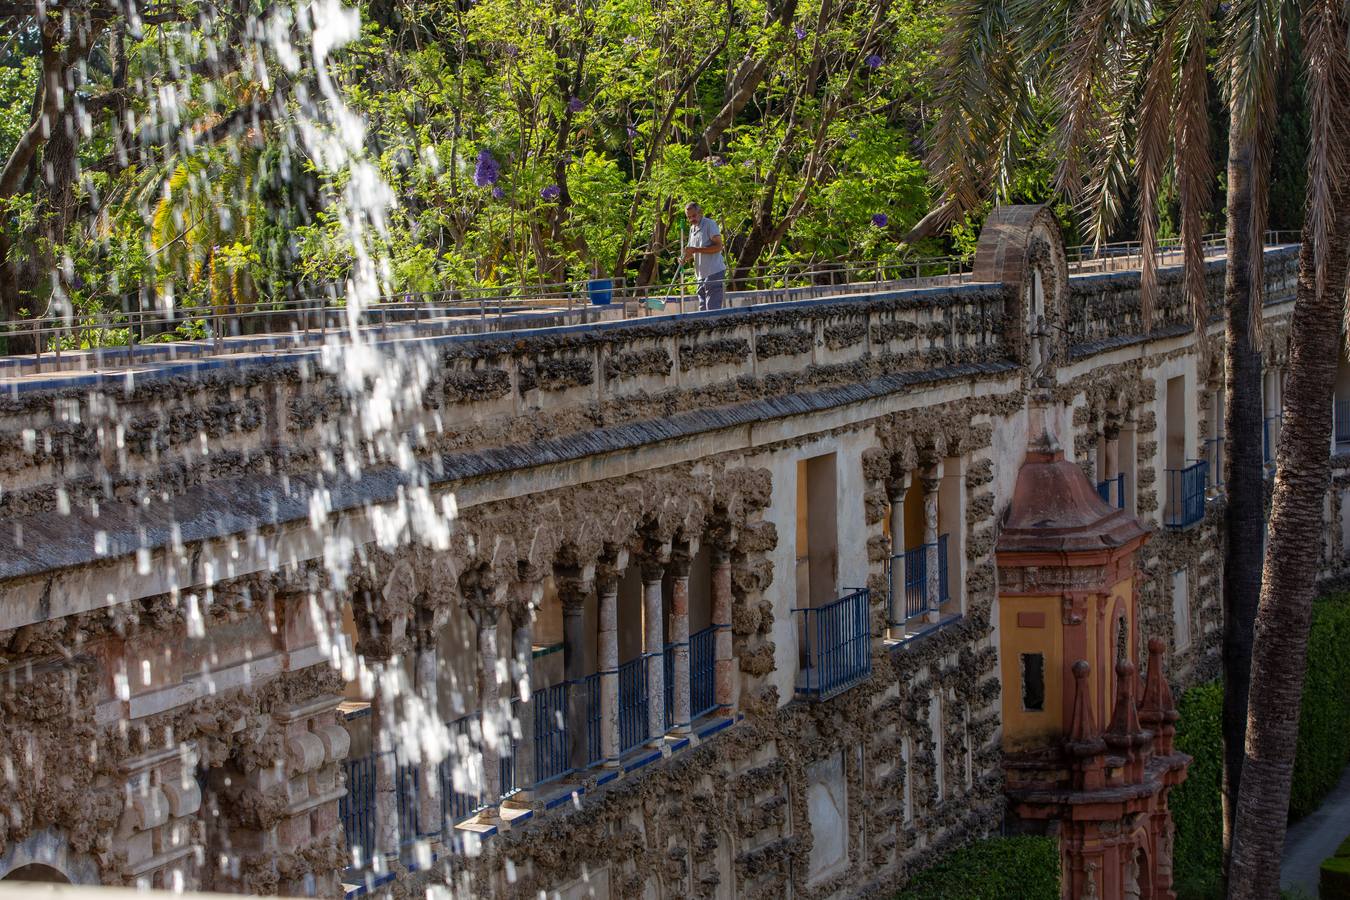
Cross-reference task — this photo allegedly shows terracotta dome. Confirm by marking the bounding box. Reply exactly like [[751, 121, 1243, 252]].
[[997, 445, 1150, 556]]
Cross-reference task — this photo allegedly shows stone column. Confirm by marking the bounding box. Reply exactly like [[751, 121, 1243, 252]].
[[712, 548, 735, 713], [597, 562, 622, 767], [922, 465, 942, 620], [506, 610, 535, 800], [556, 570, 592, 770], [413, 610, 441, 841], [371, 663, 402, 857], [886, 473, 910, 628], [669, 552, 692, 733], [642, 557, 667, 745], [474, 607, 502, 817]]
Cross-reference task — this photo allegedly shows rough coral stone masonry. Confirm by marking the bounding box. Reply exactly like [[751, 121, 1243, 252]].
[[0, 207, 1337, 899]]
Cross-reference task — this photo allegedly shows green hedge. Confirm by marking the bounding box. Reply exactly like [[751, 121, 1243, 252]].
[[896, 836, 1059, 899], [1171, 680, 1224, 899], [1172, 593, 1350, 898], [1321, 835, 1350, 899], [1291, 595, 1350, 819]]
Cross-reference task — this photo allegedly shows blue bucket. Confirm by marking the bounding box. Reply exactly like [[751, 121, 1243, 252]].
[[588, 278, 613, 306]]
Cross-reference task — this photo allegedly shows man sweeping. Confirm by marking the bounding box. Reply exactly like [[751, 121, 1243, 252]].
[[681, 201, 726, 311]]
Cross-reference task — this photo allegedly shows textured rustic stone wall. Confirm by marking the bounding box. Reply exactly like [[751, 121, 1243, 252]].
[[0, 236, 1328, 899]]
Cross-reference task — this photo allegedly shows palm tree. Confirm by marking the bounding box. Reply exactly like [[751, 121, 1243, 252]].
[[1224, 0, 1350, 893], [924, 0, 1269, 864], [1214, 0, 1283, 866]]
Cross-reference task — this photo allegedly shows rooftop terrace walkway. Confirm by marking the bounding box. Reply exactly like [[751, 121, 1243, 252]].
[[0, 234, 1289, 394]]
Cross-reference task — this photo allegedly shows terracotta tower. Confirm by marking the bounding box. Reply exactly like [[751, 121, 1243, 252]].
[[997, 422, 1190, 899]]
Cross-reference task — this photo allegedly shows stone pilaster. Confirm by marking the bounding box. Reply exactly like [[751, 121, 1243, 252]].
[[711, 549, 735, 713]]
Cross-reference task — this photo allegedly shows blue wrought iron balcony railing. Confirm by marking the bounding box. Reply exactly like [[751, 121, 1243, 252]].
[[1164, 460, 1209, 528], [888, 533, 950, 625], [794, 587, 872, 700], [1336, 399, 1350, 447], [533, 681, 571, 786], [1095, 472, 1126, 509], [662, 625, 719, 730], [1263, 414, 1282, 467], [690, 624, 718, 718], [617, 656, 649, 753], [340, 704, 532, 868]]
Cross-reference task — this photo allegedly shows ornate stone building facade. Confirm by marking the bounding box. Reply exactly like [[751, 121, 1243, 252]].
[[0, 207, 1336, 898]]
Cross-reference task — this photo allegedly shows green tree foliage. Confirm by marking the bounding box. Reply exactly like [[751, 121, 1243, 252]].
[[0, 0, 964, 326], [893, 836, 1060, 900]]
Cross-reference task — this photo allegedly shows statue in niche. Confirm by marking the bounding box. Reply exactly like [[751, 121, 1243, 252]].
[[1159, 820, 1174, 872], [1124, 852, 1141, 900], [1081, 860, 1101, 900]]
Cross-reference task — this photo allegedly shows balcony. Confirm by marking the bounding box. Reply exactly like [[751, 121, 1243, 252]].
[[890, 533, 951, 625], [1095, 472, 1125, 509], [794, 587, 872, 700], [1164, 460, 1209, 528], [335, 621, 740, 872], [663, 625, 719, 729]]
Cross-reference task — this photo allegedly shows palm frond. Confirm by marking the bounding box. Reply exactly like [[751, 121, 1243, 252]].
[[1221, 0, 1285, 343], [1136, 25, 1177, 332], [1047, 0, 1134, 199], [1300, 0, 1350, 300], [1173, 0, 1215, 338], [925, 0, 1040, 227]]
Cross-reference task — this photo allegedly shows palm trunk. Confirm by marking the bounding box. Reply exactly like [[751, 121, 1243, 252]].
[[1226, 206, 1350, 900], [1218, 125, 1266, 874]]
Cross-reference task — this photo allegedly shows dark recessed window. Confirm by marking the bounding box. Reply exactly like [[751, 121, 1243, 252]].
[[1021, 653, 1045, 711]]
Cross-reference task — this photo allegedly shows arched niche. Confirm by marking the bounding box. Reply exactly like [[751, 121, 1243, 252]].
[[0, 828, 100, 885], [971, 204, 1070, 373], [3, 863, 70, 883]]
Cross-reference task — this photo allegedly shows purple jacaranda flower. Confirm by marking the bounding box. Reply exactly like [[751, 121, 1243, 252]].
[[865, 53, 883, 69], [626, 124, 638, 138], [567, 96, 585, 113], [491, 185, 505, 199], [871, 213, 888, 228], [623, 35, 640, 46], [540, 184, 561, 201], [794, 24, 806, 40], [711, 155, 727, 167], [473, 149, 500, 187]]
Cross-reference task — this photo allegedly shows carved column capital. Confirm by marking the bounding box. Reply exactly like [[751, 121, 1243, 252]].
[[886, 470, 911, 504]]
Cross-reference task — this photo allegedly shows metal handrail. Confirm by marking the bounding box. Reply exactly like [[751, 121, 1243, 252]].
[[888, 532, 950, 625], [1164, 460, 1209, 528], [0, 233, 1302, 367], [794, 587, 872, 700]]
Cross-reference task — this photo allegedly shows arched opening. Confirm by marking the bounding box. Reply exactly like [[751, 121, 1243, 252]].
[[3, 863, 70, 883]]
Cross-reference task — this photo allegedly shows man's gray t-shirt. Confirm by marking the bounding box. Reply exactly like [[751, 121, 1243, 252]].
[[689, 217, 726, 279]]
